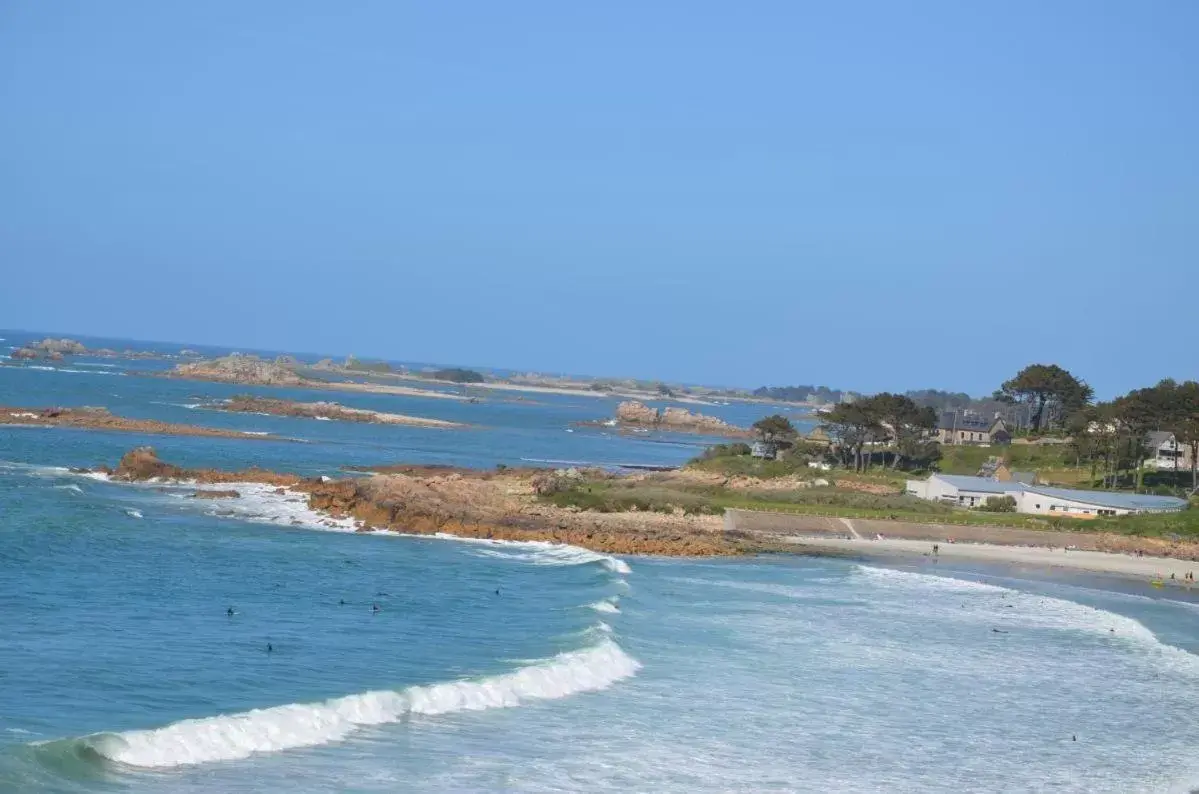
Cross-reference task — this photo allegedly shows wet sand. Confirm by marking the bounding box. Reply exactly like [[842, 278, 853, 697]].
[[782, 535, 1199, 586]]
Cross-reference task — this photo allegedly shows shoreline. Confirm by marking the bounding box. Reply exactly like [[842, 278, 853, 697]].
[[780, 535, 1199, 588]]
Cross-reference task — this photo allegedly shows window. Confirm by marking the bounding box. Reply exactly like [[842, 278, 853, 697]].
[[1036, 504, 1041, 509]]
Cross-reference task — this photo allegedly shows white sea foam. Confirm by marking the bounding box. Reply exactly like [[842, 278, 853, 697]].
[[314, 416, 332, 421], [125, 509, 143, 519], [0, 460, 72, 476], [441, 535, 632, 575], [54, 484, 84, 494], [853, 564, 1007, 594], [82, 639, 639, 768], [187, 483, 360, 533], [853, 565, 1199, 676], [589, 598, 620, 614], [21, 365, 120, 375]]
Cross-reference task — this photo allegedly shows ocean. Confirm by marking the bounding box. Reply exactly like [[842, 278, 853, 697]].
[[3, 330, 1199, 793]]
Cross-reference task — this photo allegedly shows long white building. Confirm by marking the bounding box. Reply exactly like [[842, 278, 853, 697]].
[[905, 474, 1187, 517]]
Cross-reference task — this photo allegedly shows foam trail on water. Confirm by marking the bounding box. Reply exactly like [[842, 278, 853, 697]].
[[187, 483, 360, 533], [125, 509, 143, 520], [590, 598, 620, 614], [854, 565, 1199, 676], [436, 534, 632, 575], [66, 640, 638, 768]]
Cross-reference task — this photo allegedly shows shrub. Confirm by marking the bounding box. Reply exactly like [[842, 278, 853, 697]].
[[977, 496, 1017, 513]]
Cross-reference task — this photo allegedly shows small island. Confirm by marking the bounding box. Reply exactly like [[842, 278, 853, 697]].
[[0, 406, 285, 440], [590, 400, 751, 437], [205, 395, 464, 428]]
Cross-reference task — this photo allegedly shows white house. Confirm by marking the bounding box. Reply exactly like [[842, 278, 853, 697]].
[[906, 474, 1187, 516], [1145, 431, 1192, 471], [905, 474, 1024, 509]]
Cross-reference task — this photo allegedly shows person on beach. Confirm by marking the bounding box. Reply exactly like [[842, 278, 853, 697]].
[[932, 544, 939, 556]]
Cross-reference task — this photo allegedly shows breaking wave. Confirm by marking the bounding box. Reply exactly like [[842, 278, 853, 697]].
[[35, 640, 639, 769], [443, 535, 632, 575], [589, 598, 620, 614], [853, 565, 1199, 676]]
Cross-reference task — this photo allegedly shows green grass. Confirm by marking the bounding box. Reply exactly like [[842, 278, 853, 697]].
[[937, 444, 1073, 476]]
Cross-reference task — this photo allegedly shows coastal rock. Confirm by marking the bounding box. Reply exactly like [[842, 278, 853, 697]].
[[173, 355, 304, 386], [207, 395, 462, 428], [112, 447, 185, 481], [33, 338, 87, 355], [614, 400, 748, 437], [1, 407, 283, 440], [10, 348, 40, 360], [188, 489, 241, 499], [104, 447, 302, 486]]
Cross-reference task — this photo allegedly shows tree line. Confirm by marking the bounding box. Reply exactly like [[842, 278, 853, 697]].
[[751, 363, 1199, 492]]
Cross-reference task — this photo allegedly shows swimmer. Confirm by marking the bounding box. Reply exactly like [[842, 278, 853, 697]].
[[372, 603, 380, 614], [267, 643, 273, 653], [227, 607, 235, 617]]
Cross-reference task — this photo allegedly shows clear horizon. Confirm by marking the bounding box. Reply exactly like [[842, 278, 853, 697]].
[[2, 2, 1195, 398]]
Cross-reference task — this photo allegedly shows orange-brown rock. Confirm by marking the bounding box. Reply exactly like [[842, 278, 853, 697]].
[[99, 449, 775, 557], [105, 447, 303, 486], [611, 400, 750, 437], [1, 407, 285, 441]]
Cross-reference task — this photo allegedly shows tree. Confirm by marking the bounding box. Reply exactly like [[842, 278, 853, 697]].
[[863, 393, 938, 469], [1172, 381, 1199, 493], [751, 415, 797, 444], [1000, 364, 1094, 432], [821, 402, 884, 471]]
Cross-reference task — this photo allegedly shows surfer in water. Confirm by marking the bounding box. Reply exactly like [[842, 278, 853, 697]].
[[227, 607, 235, 617], [372, 603, 381, 614], [267, 643, 273, 653]]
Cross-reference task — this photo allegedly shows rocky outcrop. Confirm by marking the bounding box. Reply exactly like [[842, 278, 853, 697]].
[[1, 408, 285, 440], [10, 348, 40, 360], [33, 338, 87, 355], [172, 355, 305, 386], [613, 401, 749, 437], [206, 395, 463, 428], [105, 447, 301, 485], [96, 449, 777, 557], [188, 489, 241, 499]]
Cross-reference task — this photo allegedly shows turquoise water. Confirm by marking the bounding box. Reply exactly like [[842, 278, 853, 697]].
[[4, 331, 1199, 792]]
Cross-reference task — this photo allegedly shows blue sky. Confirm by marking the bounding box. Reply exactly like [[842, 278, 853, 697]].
[[1, 1, 1195, 398]]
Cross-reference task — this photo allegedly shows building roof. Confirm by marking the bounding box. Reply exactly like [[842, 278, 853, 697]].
[[1145, 430, 1176, 450], [1023, 486, 1187, 512], [929, 475, 1188, 512], [937, 411, 996, 432], [931, 474, 1026, 494]]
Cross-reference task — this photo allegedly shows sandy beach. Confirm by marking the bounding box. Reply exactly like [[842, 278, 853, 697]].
[[782, 535, 1199, 585]]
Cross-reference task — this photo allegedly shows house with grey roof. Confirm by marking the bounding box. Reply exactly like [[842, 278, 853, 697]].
[[933, 411, 1011, 446], [1145, 430, 1193, 471], [905, 474, 1187, 516]]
